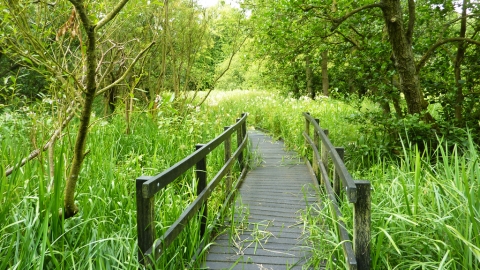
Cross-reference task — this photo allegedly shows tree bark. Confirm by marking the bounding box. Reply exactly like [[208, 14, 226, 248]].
[[306, 55, 314, 99], [63, 22, 96, 218], [293, 73, 300, 98], [454, 0, 468, 123], [381, 0, 428, 116], [392, 75, 404, 117], [329, 0, 429, 116], [64, 0, 130, 219], [321, 50, 329, 96]]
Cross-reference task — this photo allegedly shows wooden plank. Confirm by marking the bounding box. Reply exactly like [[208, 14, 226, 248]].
[[208, 245, 308, 257], [206, 262, 306, 270], [205, 130, 317, 269]]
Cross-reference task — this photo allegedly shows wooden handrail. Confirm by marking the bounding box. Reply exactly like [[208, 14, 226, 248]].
[[303, 112, 357, 202], [136, 113, 248, 266], [303, 112, 371, 270]]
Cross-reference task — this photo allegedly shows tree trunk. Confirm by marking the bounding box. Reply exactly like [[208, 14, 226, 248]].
[[105, 73, 117, 115], [64, 0, 131, 219], [157, 0, 168, 94], [321, 50, 329, 96], [454, 0, 467, 123], [391, 74, 404, 117], [306, 55, 314, 99], [381, 0, 428, 116], [392, 93, 403, 117], [63, 24, 97, 219], [292, 73, 300, 98]]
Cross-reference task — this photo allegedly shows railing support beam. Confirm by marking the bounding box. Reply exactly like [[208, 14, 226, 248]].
[[354, 180, 371, 270], [236, 116, 245, 170], [320, 129, 329, 185], [334, 147, 345, 202], [313, 118, 320, 178], [304, 112, 310, 148], [224, 126, 232, 194], [136, 176, 155, 266], [196, 144, 207, 239]]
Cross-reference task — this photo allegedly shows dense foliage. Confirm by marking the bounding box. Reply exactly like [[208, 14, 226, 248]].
[[237, 0, 480, 150], [1, 0, 479, 268]]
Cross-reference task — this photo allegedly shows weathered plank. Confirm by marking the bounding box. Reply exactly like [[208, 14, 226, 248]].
[[205, 130, 319, 269]]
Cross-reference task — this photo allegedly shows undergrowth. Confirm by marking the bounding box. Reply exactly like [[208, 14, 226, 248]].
[[1, 90, 478, 269]]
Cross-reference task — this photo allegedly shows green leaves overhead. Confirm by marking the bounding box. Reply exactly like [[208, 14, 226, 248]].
[[248, 0, 479, 122]]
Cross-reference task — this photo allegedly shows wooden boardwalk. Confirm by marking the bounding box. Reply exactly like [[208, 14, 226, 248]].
[[204, 130, 318, 270]]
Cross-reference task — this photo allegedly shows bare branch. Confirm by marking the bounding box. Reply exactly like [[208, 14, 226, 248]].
[[336, 31, 362, 49], [349, 25, 365, 39], [416, 38, 480, 72], [96, 0, 130, 30], [444, 13, 480, 28], [96, 41, 155, 96], [96, 40, 118, 74], [196, 36, 248, 107], [5, 102, 77, 177], [330, 3, 384, 31]]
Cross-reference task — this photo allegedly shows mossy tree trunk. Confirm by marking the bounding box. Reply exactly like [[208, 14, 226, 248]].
[[380, 0, 427, 116], [63, 0, 130, 219]]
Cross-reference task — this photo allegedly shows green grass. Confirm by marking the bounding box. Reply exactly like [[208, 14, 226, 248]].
[[0, 96, 247, 269], [227, 91, 478, 269], [1, 90, 478, 269]]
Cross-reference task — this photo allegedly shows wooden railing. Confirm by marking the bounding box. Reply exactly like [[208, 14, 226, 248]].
[[135, 113, 248, 267], [303, 112, 371, 270]]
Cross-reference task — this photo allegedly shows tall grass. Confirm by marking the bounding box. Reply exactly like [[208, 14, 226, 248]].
[[2, 90, 478, 269], [219, 91, 478, 269], [0, 96, 246, 269]]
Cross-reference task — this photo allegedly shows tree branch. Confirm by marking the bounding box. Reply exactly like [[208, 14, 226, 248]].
[[96, 41, 155, 96], [406, 0, 415, 45], [444, 13, 480, 28], [416, 38, 480, 72], [299, 4, 323, 13], [68, 0, 92, 28], [5, 102, 77, 177], [349, 25, 365, 39], [330, 3, 384, 31], [336, 31, 362, 49], [196, 36, 248, 107], [96, 0, 130, 30]]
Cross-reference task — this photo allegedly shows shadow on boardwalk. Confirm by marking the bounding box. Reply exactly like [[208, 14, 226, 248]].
[[204, 130, 319, 270]]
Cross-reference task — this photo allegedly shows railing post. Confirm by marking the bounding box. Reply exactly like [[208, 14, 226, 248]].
[[304, 112, 310, 148], [241, 113, 247, 141], [354, 180, 371, 270], [312, 118, 320, 177], [236, 117, 244, 170], [320, 129, 329, 185], [224, 126, 232, 194], [196, 144, 207, 239], [334, 147, 345, 202], [136, 176, 155, 266]]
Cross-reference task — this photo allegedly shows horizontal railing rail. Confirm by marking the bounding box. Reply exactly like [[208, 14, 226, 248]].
[[303, 112, 371, 270], [136, 113, 248, 267]]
